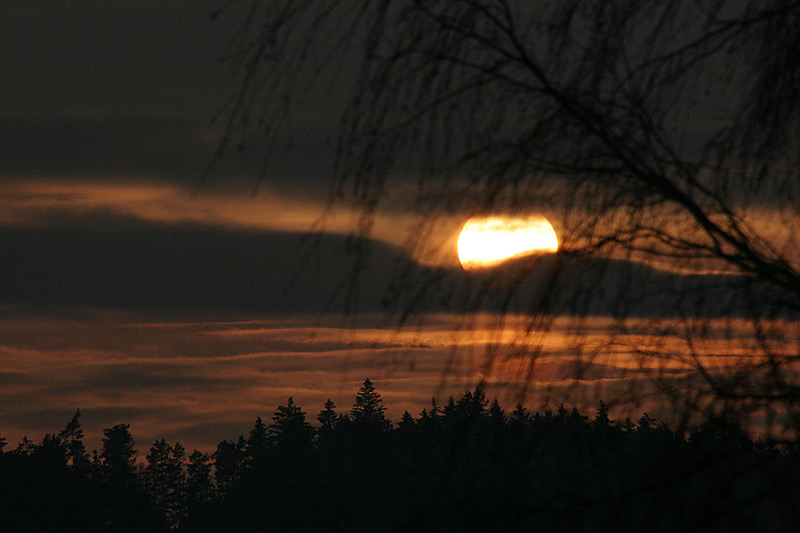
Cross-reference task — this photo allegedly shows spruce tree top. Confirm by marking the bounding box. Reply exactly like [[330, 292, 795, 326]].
[[350, 378, 391, 430]]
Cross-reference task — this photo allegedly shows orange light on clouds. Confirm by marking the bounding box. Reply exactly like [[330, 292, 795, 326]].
[[0, 178, 416, 253], [1, 310, 795, 451], [457, 215, 558, 270]]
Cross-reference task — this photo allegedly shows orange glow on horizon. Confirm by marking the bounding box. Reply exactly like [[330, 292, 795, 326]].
[[457, 215, 558, 270]]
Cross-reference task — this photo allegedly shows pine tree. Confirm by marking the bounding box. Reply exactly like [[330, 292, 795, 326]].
[[509, 403, 531, 427], [418, 399, 443, 433], [569, 407, 587, 425], [60, 409, 90, 472], [489, 398, 505, 425], [443, 397, 457, 419], [268, 397, 314, 453], [185, 450, 214, 528], [397, 411, 416, 435], [637, 413, 656, 433], [455, 386, 489, 421], [317, 398, 339, 441], [99, 423, 151, 530], [101, 424, 137, 486], [15, 436, 34, 456], [34, 433, 68, 469], [427, 397, 442, 427], [593, 401, 611, 428], [145, 439, 186, 527], [0, 432, 6, 453], [350, 378, 391, 431], [213, 436, 246, 492], [246, 416, 270, 468]]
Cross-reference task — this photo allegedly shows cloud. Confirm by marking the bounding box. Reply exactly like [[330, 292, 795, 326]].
[[0, 183, 787, 319], [0, 206, 410, 314], [0, 308, 788, 452], [0, 178, 423, 253]]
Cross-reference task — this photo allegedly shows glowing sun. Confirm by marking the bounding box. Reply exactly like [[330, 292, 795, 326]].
[[457, 215, 558, 270]]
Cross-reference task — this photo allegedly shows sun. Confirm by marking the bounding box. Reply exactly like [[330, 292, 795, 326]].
[[457, 215, 558, 270]]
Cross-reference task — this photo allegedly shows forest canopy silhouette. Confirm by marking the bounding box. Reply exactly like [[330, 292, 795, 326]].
[[2, 379, 798, 531]]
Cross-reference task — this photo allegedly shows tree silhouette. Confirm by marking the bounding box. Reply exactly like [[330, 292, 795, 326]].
[[488, 397, 505, 422], [14, 436, 34, 456], [2, 386, 800, 530], [59, 409, 89, 472], [99, 423, 163, 530], [316, 397, 339, 443], [213, 436, 246, 493], [245, 416, 269, 469], [0, 419, 110, 531], [213, 0, 800, 445], [454, 385, 489, 423], [397, 410, 416, 434], [31, 433, 69, 472], [350, 378, 391, 431], [268, 396, 314, 454], [508, 403, 531, 428], [593, 401, 611, 428], [100, 423, 137, 486], [417, 397, 443, 435], [144, 439, 186, 528], [184, 450, 214, 529]]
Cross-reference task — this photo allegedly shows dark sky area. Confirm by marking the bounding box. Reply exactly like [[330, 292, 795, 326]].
[[0, 0, 760, 315], [3, 2, 225, 179], [1, 1, 340, 187], [0, 0, 375, 313]]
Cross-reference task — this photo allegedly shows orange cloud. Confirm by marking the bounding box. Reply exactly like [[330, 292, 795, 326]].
[[0, 178, 442, 261], [1, 308, 796, 452]]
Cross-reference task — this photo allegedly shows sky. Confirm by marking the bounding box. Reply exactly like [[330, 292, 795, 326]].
[[2, 1, 798, 453], [0, 0, 481, 451]]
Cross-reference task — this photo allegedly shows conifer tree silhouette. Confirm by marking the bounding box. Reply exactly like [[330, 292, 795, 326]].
[[245, 416, 269, 469], [100, 423, 137, 487], [268, 397, 314, 454], [184, 450, 214, 529], [145, 439, 186, 528], [59, 409, 89, 471], [213, 436, 246, 492], [454, 386, 489, 422], [398, 411, 416, 434], [2, 393, 800, 530], [99, 424, 163, 530], [14, 436, 34, 456], [350, 378, 391, 431], [509, 403, 532, 428], [33, 432, 68, 470], [488, 398, 505, 424], [316, 398, 339, 442]]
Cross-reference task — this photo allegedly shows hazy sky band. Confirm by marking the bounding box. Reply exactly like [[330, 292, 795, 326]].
[[2, 308, 790, 453]]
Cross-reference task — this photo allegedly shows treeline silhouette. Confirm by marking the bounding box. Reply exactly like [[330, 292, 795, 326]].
[[2, 378, 799, 531]]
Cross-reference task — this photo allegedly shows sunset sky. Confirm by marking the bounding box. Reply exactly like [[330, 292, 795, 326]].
[[2, 1, 798, 453], [0, 1, 486, 451]]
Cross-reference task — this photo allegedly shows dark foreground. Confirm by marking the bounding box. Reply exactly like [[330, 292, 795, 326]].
[[2, 379, 798, 531]]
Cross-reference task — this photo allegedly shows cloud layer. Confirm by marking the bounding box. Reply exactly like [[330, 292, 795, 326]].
[[1, 307, 783, 453]]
